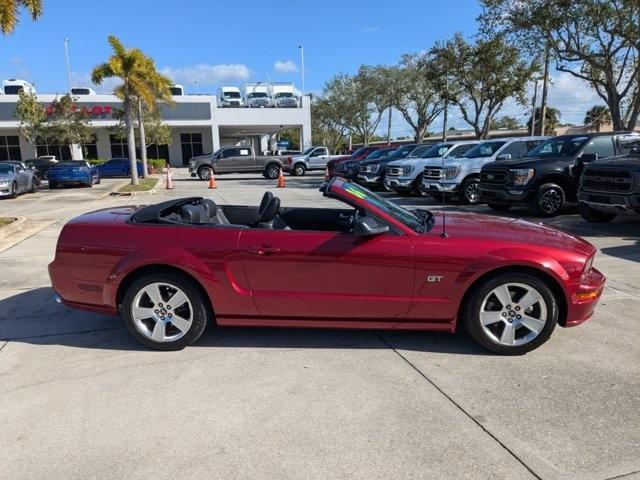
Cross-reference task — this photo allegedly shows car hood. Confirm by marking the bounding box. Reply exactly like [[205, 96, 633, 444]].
[[587, 156, 640, 170], [431, 210, 595, 257], [489, 156, 571, 169]]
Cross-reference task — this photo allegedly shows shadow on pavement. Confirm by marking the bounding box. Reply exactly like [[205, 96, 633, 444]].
[[1, 287, 489, 356]]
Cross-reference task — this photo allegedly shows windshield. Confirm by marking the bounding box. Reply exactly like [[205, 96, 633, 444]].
[[55, 162, 88, 167], [0, 164, 13, 174], [276, 92, 294, 98], [224, 91, 241, 98], [350, 147, 370, 157], [527, 136, 588, 158], [387, 144, 417, 160], [365, 149, 393, 160], [302, 147, 316, 155], [249, 92, 268, 98], [464, 141, 507, 158], [338, 180, 427, 232]]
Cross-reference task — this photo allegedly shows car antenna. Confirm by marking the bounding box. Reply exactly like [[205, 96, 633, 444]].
[[440, 145, 448, 238]]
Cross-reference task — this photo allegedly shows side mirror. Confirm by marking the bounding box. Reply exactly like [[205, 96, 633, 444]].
[[496, 153, 512, 160], [353, 216, 389, 236], [579, 153, 598, 163]]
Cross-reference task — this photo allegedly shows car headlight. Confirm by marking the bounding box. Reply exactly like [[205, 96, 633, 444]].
[[583, 255, 594, 276], [443, 166, 460, 179], [402, 166, 413, 175], [0, 181, 8, 186], [510, 168, 535, 186]]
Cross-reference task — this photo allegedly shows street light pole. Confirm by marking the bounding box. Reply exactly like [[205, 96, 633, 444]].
[[298, 45, 305, 97], [64, 38, 72, 93]]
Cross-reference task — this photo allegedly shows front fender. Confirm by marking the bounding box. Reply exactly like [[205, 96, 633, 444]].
[[102, 244, 218, 308]]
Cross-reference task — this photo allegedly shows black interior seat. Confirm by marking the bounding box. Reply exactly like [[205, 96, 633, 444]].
[[180, 204, 201, 224], [259, 192, 273, 215], [256, 197, 283, 229]]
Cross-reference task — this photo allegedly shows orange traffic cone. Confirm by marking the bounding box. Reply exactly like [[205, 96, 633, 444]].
[[208, 172, 217, 189], [165, 167, 174, 189], [277, 167, 286, 188]]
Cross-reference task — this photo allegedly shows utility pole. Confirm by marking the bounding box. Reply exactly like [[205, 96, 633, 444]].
[[386, 107, 392, 145], [530, 80, 539, 137], [64, 38, 72, 93], [298, 45, 305, 98], [539, 43, 550, 136]]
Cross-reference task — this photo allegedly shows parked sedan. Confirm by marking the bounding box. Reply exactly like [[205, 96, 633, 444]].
[[24, 156, 59, 180], [0, 162, 38, 198], [50, 177, 605, 355], [96, 158, 144, 178], [48, 161, 100, 189]]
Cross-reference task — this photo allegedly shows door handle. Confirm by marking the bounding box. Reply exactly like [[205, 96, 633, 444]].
[[246, 245, 280, 256]]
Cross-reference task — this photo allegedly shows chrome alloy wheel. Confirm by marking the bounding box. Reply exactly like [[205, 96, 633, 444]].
[[540, 189, 562, 214], [464, 181, 480, 204], [479, 283, 547, 347], [131, 282, 193, 343]]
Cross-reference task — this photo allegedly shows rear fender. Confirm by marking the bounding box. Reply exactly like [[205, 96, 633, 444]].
[[102, 245, 218, 308]]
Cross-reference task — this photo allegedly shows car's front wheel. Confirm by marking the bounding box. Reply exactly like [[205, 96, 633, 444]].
[[578, 203, 616, 223], [9, 182, 18, 199], [530, 184, 565, 217], [197, 166, 213, 181], [122, 273, 210, 351], [460, 178, 481, 205], [462, 272, 558, 355]]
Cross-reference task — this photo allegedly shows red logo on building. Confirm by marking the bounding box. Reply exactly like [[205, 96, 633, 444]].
[[45, 104, 113, 116]]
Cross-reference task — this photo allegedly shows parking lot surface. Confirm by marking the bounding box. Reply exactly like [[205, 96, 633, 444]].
[[1, 171, 639, 480]]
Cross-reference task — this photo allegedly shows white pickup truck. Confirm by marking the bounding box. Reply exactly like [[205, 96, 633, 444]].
[[288, 146, 344, 176]]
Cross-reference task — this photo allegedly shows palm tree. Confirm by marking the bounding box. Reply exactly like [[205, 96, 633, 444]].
[[0, 0, 42, 34], [584, 106, 612, 133], [527, 106, 561, 136], [92, 36, 173, 183]]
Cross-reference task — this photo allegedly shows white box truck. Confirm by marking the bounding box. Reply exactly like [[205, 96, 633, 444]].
[[244, 83, 272, 108], [270, 82, 298, 108], [2, 79, 36, 95], [218, 86, 243, 107]]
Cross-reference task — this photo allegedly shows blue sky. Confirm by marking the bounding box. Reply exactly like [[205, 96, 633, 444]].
[[0, 0, 599, 136]]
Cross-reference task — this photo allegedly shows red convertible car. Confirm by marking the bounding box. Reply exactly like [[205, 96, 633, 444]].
[[49, 178, 605, 354]]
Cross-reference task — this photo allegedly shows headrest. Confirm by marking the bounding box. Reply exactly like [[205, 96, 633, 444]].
[[259, 191, 274, 214], [180, 204, 201, 224], [200, 199, 218, 218], [259, 197, 280, 222]]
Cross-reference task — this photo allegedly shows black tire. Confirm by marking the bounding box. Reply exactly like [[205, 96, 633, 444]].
[[197, 166, 213, 181], [9, 182, 18, 199], [122, 272, 210, 351], [291, 163, 306, 176], [96, 176, 101, 185], [488, 203, 512, 212], [462, 272, 558, 355], [49, 181, 57, 189], [412, 173, 424, 196], [579, 202, 617, 223], [460, 177, 481, 205], [29, 179, 38, 193], [530, 183, 565, 217], [264, 163, 280, 180]]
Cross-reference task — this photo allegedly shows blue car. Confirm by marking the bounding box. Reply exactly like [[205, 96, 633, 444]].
[[48, 161, 100, 189], [96, 158, 144, 178]]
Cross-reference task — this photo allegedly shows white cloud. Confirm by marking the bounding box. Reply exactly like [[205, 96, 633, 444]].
[[161, 63, 250, 86], [274, 60, 299, 74]]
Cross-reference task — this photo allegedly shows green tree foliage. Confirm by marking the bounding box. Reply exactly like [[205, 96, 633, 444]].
[[0, 0, 42, 34], [490, 115, 523, 130], [431, 33, 536, 139], [391, 53, 445, 142], [14, 90, 45, 155], [584, 106, 612, 132], [311, 97, 348, 153], [527, 106, 561, 136], [43, 94, 94, 158], [480, 0, 640, 131]]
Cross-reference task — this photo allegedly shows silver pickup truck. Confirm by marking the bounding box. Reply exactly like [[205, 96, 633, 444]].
[[288, 146, 344, 176], [188, 147, 290, 180]]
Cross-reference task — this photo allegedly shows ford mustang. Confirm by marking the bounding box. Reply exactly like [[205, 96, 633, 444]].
[[49, 178, 605, 354]]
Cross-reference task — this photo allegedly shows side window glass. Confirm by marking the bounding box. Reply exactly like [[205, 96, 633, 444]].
[[582, 137, 615, 158]]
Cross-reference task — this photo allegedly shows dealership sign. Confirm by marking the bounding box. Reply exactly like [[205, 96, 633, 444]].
[[45, 104, 115, 117]]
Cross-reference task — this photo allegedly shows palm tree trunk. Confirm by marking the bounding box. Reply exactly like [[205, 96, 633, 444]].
[[138, 99, 148, 178], [124, 96, 139, 185]]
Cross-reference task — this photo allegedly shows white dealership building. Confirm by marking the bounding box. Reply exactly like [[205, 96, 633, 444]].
[[0, 93, 312, 166]]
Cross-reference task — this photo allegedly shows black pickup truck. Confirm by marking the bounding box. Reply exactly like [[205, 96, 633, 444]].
[[480, 132, 638, 217], [578, 154, 640, 223]]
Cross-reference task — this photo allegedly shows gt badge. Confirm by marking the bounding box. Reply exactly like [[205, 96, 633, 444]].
[[427, 275, 444, 283]]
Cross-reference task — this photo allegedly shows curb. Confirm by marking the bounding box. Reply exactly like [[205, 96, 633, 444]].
[[111, 176, 162, 197], [99, 180, 129, 198], [0, 216, 26, 241]]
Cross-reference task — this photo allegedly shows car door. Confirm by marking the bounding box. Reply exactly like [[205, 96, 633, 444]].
[[15, 165, 29, 192], [308, 148, 328, 169], [98, 160, 117, 177], [216, 148, 244, 173], [237, 227, 415, 321]]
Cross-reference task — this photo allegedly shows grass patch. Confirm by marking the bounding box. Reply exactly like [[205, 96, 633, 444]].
[[118, 177, 159, 193], [0, 217, 16, 228]]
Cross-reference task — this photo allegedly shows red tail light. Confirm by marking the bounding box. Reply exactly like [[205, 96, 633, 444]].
[[287, 156, 292, 165]]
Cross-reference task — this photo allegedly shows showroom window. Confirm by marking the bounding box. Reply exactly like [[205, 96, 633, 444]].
[[82, 134, 98, 159], [180, 133, 204, 165], [110, 134, 128, 158], [0, 135, 22, 161], [36, 140, 71, 160], [147, 144, 170, 163]]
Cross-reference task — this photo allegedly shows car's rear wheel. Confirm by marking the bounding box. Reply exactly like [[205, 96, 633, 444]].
[[462, 272, 558, 355], [29, 180, 38, 193], [264, 163, 280, 180], [579, 202, 616, 223], [530, 184, 565, 217], [122, 273, 210, 351], [291, 163, 306, 176], [197, 166, 213, 181], [460, 178, 481, 205], [488, 203, 512, 212]]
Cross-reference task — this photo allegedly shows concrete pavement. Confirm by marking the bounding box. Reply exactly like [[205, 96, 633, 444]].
[[0, 170, 638, 480]]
